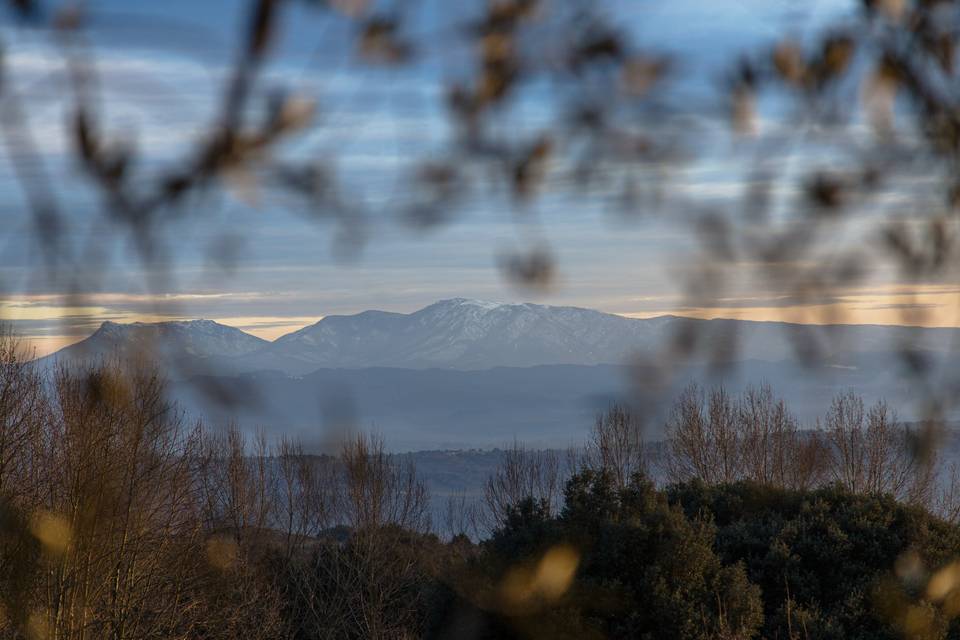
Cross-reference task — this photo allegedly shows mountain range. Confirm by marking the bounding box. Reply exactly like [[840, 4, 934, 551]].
[[40, 297, 960, 375], [35, 298, 960, 449]]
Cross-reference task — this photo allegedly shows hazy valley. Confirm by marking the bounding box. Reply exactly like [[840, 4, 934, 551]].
[[38, 298, 960, 449]]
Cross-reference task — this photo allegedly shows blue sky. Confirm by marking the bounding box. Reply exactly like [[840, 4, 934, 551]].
[[5, 0, 954, 354]]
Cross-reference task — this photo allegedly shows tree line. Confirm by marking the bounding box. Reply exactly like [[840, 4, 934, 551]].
[[476, 383, 960, 534], [664, 384, 948, 509], [0, 329, 437, 638], [4, 328, 960, 638]]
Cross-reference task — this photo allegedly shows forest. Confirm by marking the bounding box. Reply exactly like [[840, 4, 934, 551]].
[[1, 329, 960, 640]]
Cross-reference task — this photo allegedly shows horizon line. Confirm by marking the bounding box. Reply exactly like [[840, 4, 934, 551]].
[[18, 298, 960, 358]]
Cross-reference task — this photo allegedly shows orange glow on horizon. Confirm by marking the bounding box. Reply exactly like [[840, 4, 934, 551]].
[[12, 284, 960, 357]]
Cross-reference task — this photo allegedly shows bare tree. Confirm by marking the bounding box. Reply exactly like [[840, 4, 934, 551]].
[[934, 462, 960, 525], [18, 361, 247, 640], [482, 441, 563, 529], [441, 491, 483, 542], [664, 385, 708, 483], [783, 430, 829, 493], [198, 425, 273, 546], [826, 394, 906, 498], [666, 384, 827, 489], [0, 326, 45, 503], [272, 437, 336, 558], [824, 392, 937, 506], [739, 384, 826, 490], [665, 385, 740, 485], [284, 433, 432, 639], [825, 392, 868, 494], [585, 404, 647, 490], [337, 432, 429, 534]]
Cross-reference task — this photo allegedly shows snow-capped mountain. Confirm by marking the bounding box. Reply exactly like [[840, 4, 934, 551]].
[[36, 300, 960, 443], [39, 298, 960, 376], [261, 298, 674, 370], [41, 319, 270, 372], [248, 298, 960, 371]]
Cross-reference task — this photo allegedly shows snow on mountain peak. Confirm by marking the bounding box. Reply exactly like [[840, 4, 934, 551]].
[[433, 298, 503, 311], [44, 298, 960, 377]]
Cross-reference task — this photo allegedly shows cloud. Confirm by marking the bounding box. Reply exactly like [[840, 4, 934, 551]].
[[3, 0, 958, 361]]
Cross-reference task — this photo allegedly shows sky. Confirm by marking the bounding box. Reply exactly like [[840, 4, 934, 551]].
[[4, 0, 959, 356]]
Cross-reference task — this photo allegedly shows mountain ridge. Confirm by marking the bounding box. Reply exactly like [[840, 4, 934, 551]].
[[40, 317, 271, 372], [37, 298, 960, 376]]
